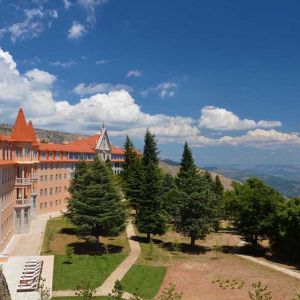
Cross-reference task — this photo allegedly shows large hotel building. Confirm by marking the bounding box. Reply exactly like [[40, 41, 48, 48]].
[[0, 108, 125, 251]]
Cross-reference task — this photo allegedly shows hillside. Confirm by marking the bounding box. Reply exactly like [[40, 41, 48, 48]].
[[205, 165, 300, 198], [0, 124, 87, 144], [159, 160, 234, 190]]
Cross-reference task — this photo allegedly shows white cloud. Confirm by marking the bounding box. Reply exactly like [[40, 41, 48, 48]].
[[63, 0, 72, 9], [142, 81, 177, 99], [68, 21, 86, 39], [126, 69, 142, 78], [96, 59, 109, 64], [51, 60, 76, 68], [199, 106, 282, 131], [25, 68, 56, 86], [73, 83, 132, 96], [2, 8, 58, 42], [0, 47, 298, 150], [219, 129, 300, 147], [78, 0, 108, 26]]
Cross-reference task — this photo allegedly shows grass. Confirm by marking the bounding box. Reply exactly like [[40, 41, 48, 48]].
[[53, 253, 127, 290], [41, 216, 130, 291], [121, 264, 167, 299]]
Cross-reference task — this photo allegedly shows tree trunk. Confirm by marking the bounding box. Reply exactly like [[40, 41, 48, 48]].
[[147, 232, 151, 242], [190, 236, 196, 247]]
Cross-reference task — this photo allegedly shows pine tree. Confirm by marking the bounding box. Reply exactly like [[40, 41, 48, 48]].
[[135, 129, 167, 241], [122, 136, 137, 182], [214, 175, 224, 197], [203, 170, 214, 191], [66, 158, 126, 244], [176, 142, 198, 194], [175, 189, 217, 246]]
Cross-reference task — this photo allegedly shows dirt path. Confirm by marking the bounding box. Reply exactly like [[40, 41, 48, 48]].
[[52, 221, 141, 298], [236, 254, 300, 280]]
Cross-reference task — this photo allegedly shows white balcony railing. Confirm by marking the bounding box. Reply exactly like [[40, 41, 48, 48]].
[[15, 198, 30, 207], [16, 178, 31, 186]]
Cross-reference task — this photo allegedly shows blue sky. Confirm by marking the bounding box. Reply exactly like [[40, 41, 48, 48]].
[[1, 0, 300, 165]]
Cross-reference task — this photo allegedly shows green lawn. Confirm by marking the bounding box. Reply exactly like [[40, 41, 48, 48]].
[[121, 264, 167, 299], [53, 253, 127, 290], [41, 217, 130, 291]]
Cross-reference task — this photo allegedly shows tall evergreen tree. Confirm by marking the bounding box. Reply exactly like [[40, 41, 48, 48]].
[[122, 136, 137, 182], [135, 129, 167, 241], [176, 142, 198, 194], [66, 158, 126, 244], [175, 189, 217, 246], [214, 175, 224, 197]]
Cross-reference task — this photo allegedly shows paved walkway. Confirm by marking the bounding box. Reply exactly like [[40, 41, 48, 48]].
[[52, 221, 141, 299], [4, 212, 62, 256], [236, 254, 300, 280]]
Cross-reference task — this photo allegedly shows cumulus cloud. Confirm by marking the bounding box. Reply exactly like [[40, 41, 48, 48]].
[[73, 83, 132, 96], [63, 0, 72, 9], [219, 129, 300, 146], [0, 47, 298, 149], [1, 7, 58, 42], [142, 81, 177, 98], [68, 21, 86, 39], [199, 106, 282, 131], [126, 69, 142, 77]]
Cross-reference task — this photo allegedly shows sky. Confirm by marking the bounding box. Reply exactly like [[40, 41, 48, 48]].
[[1, 0, 300, 166]]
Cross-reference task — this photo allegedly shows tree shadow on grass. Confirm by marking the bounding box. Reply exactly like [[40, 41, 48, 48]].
[[130, 235, 164, 245], [162, 242, 210, 255], [60, 228, 77, 235], [68, 241, 123, 255]]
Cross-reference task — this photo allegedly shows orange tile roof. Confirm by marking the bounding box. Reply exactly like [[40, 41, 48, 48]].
[[10, 108, 37, 143], [111, 146, 125, 155]]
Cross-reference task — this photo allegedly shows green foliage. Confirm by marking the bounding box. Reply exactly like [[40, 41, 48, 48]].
[[248, 281, 272, 300], [162, 188, 186, 222], [214, 175, 224, 197], [65, 158, 126, 243], [175, 190, 217, 246], [75, 279, 97, 300], [108, 280, 124, 300], [174, 142, 219, 246], [212, 277, 245, 290], [176, 142, 198, 194], [269, 197, 300, 259], [65, 245, 74, 263], [224, 178, 284, 246], [38, 277, 50, 300], [157, 283, 182, 300], [136, 129, 167, 240]]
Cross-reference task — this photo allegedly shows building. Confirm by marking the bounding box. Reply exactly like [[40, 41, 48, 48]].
[[0, 108, 125, 251]]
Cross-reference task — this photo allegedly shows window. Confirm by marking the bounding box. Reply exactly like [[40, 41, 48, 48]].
[[56, 152, 61, 160], [16, 148, 22, 158], [41, 152, 46, 159], [24, 147, 30, 157]]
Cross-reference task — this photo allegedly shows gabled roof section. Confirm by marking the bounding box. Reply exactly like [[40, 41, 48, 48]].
[[10, 108, 34, 142], [111, 146, 125, 155]]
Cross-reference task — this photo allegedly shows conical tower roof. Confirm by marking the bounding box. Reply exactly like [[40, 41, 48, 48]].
[[11, 108, 34, 142], [27, 120, 38, 146]]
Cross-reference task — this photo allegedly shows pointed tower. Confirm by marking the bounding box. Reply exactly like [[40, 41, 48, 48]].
[[11, 108, 35, 142], [27, 120, 38, 146]]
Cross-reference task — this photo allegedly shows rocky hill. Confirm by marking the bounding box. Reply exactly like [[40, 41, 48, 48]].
[[0, 124, 87, 144], [159, 160, 235, 190]]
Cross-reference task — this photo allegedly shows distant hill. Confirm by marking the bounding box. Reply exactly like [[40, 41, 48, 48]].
[[0, 124, 87, 144], [205, 165, 300, 198], [159, 159, 235, 190]]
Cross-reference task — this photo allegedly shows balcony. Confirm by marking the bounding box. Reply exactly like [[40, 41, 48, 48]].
[[31, 189, 37, 196], [31, 173, 39, 181], [15, 198, 30, 207], [15, 178, 31, 186]]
